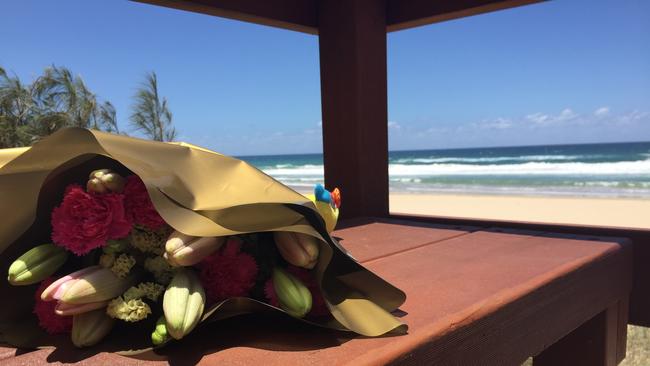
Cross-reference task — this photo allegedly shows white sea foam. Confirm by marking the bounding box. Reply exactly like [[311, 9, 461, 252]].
[[387, 160, 650, 176], [392, 183, 650, 198], [263, 166, 324, 176], [392, 155, 592, 164], [264, 159, 650, 177]]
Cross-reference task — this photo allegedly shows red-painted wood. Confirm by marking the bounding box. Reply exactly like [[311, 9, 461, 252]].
[[386, 0, 544, 32], [0, 347, 17, 361], [333, 217, 476, 262], [391, 212, 650, 327], [134, 0, 543, 35], [533, 300, 627, 366], [134, 0, 318, 34], [319, 0, 389, 219], [0, 219, 633, 365]]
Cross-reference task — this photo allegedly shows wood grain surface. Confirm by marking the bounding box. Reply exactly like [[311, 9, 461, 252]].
[[0, 218, 633, 365]]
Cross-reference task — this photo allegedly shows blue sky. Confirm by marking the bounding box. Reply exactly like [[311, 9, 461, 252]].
[[2, 0, 649, 155]]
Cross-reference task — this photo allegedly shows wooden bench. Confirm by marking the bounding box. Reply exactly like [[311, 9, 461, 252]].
[[0, 217, 633, 365]]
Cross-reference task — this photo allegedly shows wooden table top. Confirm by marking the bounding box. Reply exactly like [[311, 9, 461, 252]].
[[0, 217, 633, 365]]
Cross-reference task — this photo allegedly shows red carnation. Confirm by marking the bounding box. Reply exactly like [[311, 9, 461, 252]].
[[287, 266, 329, 317], [51, 184, 132, 255], [199, 238, 258, 303], [33, 278, 72, 335], [123, 176, 166, 230]]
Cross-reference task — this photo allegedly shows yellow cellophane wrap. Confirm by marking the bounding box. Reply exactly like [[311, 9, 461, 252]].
[[0, 128, 406, 357]]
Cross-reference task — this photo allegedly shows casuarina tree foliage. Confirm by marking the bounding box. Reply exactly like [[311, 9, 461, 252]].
[[0, 66, 176, 148]]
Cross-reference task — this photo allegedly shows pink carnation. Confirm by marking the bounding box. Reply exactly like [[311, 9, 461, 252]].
[[33, 278, 72, 335], [123, 176, 166, 230], [199, 238, 258, 303], [51, 184, 132, 255]]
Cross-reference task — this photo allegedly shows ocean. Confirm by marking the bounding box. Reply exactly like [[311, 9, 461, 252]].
[[239, 141, 650, 198]]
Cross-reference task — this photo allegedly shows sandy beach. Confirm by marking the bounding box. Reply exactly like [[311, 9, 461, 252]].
[[389, 193, 650, 230]]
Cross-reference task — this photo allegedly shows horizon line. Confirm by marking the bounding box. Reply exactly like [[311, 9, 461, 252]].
[[234, 139, 650, 158]]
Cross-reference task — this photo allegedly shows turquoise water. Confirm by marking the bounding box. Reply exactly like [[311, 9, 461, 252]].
[[239, 141, 650, 198]]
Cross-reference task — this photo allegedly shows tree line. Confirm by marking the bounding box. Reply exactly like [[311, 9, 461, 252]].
[[0, 65, 176, 148]]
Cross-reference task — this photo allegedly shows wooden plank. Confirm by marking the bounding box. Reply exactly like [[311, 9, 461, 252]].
[[7, 349, 153, 365], [386, 0, 545, 32], [0, 347, 17, 361], [1, 225, 633, 365], [134, 0, 543, 35], [377, 231, 632, 365], [133, 0, 318, 34], [333, 217, 476, 262], [391, 212, 650, 327], [616, 298, 629, 364], [319, 0, 390, 219], [533, 301, 625, 366], [627, 233, 650, 327]]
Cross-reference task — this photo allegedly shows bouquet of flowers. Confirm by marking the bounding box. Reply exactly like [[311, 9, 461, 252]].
[[8, 169, 341, 347], [0, 128, 406, 356]]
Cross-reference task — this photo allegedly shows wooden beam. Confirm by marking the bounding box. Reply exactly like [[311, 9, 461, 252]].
[[534, 300, 628, 366], [135, 0, 544, 35], [134, 0, 318, 34], [387, 0, 545, 32], [318, 0, 389, 219]]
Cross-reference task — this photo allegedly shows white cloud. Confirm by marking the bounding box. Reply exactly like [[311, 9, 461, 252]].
[[426, 126, 451, 134], [475, 117, 513, 130], [594, 107, 610, 117], [386, 106, 650, 150], [558, 108, 577, 121], [615, 110, 650, 125], [200, 106, 648, 154], [525, 108, 577, 126], [525, 113, 550, 125], [388, 121, 401, 129]]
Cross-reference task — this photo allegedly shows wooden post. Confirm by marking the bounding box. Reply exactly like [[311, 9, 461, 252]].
[[318, 0, 389, 219], [533, 299, 628, 366]]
